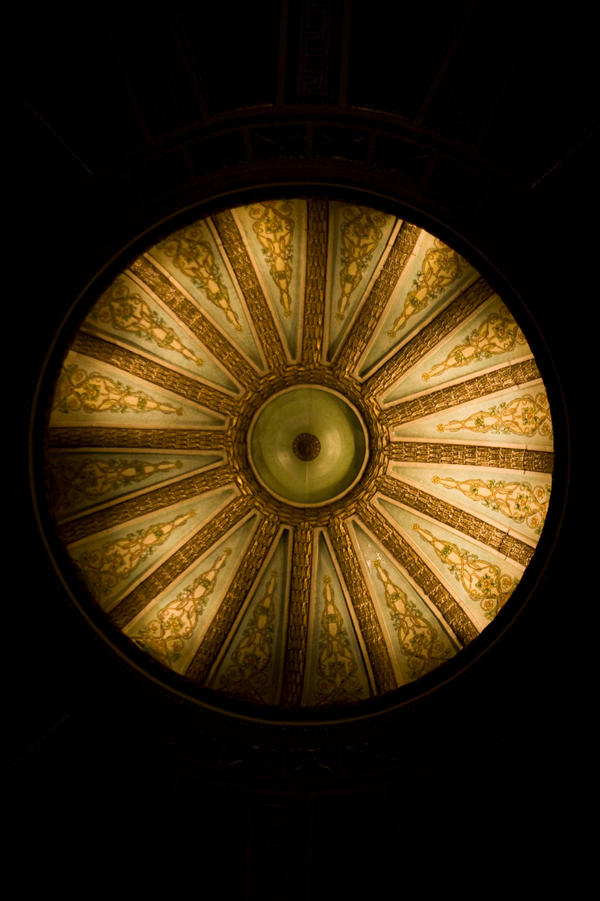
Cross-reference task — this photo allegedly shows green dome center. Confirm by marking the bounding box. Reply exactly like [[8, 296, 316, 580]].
[[248, 386, 369, 506]]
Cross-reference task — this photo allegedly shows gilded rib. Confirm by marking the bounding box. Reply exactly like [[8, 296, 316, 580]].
[[328, 518, 397, 693], [110, 494, 255, 629], [59, 464, 235, 545], [47, 427, 228, 451], [130, 256, 258, 389], [387, 441, 554, 473], [382, 358, 541, 428], [185, 514, 280, 683], [357, 502, 479, 645], [364, 277, 494, 397], [213, 211, 287, 370], [301, 198, 328, 365], [379, 475, 533, 566], [280, 524, 313, 707], [334, 222, 421, 377]]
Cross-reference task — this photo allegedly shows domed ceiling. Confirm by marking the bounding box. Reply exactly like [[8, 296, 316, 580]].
[[41, 198, 554, 719]]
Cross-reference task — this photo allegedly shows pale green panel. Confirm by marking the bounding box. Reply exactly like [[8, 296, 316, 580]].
[[326, 204, 397, 361], [351, 521, 458, 686], [390, 385, 554, 449], [82, 272, 238, 392], [68, 489, 237, 612], [384, 297, 532, 403], [302, 533, 371, 707], [233, 200, 305, 359], [388, 463, 551, 541], [46, 450, 224, 521], [376, 497, 523, 630], [359, 232, 477, 377], [49, 351, 225, 429], [125, 514, 258, 675], [149, 219, 264, 369], [210, 529, 290, 706]]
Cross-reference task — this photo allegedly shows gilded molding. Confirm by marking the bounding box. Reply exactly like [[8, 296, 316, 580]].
[[214, 211, 287, 369], [111, 494, 255, 629], [281, 524, 313, 707], [382, 358, 541, 428], [59, 464, 235, 545], [301, 198, 328, 365], [386, 441, 554, 473], [357, 502, 479, 645], [328, 517, 398, 693], [364, 277, 494, 397], [334, 222, 421, 377], [130, 256, 258, 389], [379, 476, 534, 566], [185, 514, 280, 683], [47, 427, 228, 451], [71, 332, 236, 416]]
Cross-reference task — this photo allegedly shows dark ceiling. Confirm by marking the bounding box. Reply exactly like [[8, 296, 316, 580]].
[[16, 2, 595, 897]]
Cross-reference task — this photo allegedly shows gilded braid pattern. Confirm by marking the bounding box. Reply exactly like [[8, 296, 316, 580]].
[[214, 210, 286, 369], [89, 276, 203, 368], [383, 359, 541, 428], [301, 198, 328, 365], [364, 277, 493, 397], [433, 475, 550, 534], [386, 441, 554, 473], [328, 518, 397, 693], [281, 525, 313, 707], [357, 503, 479, 645], [422, 310, 527, 381], [186, 515, 279, 683], [334, 222, 421, 376], [59, 464, 234, 546], [111, 495, 254, 629], [47, 427, 227, 451], [438, 391, 552, 439], [379, 475, 533, 565], [130, 257, 258, 388], [71, 333, 235, 416]]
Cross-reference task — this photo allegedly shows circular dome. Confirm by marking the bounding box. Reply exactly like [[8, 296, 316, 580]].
[[248, 386, 368, 506], [37, 197, 554, 721]]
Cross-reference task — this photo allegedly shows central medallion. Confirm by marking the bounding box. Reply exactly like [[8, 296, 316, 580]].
[[248, 385, 369, 506], [292, 432, 321, 461]]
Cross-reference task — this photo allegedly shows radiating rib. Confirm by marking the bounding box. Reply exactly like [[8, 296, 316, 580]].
[[47, 427, 228, 451], [301, 197, 328, 365], [382, 358, 541, 428], [328, 518, 397, 693], [185, 514, 280, 683], [71, 332, 237, 416], [280, 524, 314, 707], [357, 501, 479, 645], [59, 464, 236, 545], [130, 256, 259, 389], [378, 475, 533, 566], [364, 277, 494, 397], [333, 222, 421, 377], [110, 494, 255, 629], [213, 210, 287, 370], [387, 441, 554, 473]]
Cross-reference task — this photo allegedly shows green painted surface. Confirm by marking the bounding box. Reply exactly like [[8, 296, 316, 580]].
[[249, 386, 368, 505]]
